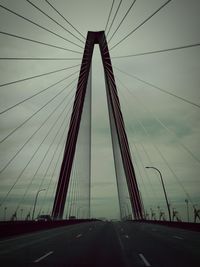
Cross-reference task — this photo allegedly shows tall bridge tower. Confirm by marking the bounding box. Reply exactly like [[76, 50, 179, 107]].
[[52, 31, 143, 220]]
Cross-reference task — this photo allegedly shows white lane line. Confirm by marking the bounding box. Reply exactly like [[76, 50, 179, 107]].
[[121, 228, 124, 232], [34, 251, 54, 263], [114, 227, 130, 267], [173, 235, 183, 240], [139, 253, 151, 267], [124, 235, 129, 239], [0, 226, 68, 243], [0, 235, 59, 255], [76, 234, 82, 238]]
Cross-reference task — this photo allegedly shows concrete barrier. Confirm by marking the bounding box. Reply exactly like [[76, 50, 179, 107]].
[[0, 219, 98, 239], [132, 219, 200, 231]]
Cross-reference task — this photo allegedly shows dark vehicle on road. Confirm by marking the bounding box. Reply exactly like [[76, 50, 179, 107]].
[[35, 215, 52, 221]]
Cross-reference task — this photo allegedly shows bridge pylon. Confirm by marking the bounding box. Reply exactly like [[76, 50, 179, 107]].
[[52, 31, 144, 220]]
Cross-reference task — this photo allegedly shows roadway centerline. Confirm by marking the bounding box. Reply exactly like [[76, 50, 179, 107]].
[[173, 235, 184, 240], [139, 253, 151, 266], [114, 226, 130, 267], [34, 251, 54, 263]]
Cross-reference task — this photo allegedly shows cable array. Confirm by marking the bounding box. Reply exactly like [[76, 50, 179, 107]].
[[0, 71, 78, 115], [0, 80, 77, 174], [0, 57, 81, 61], [0, 64, 79, 88], [0, 84, 76, 206], [0, 31, 82, 54], [117, 78, 195, 205], [114, 66, 200, 109], [0, 0, 86, 219], [26, 0, 85, 44], [116, 73, 200, 167], [105, 0, 115, 32], [110, 0, 172, 50], [108, 0, 137, 43], [106, 0, 122, 38], [39, 119, 71, 215], [118, 88, 160, 207], [0, 3, 84, 49], [0, 0, 199, 221], [44, 0, 86, 41], [0, 78, 77, 145], [14, 95, 74, 213], [111, 43, 200, 58]]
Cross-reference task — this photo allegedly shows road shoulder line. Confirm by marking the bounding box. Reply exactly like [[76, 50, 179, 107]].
[[34, 251, 54, 263], [139, 253, 151, 266]]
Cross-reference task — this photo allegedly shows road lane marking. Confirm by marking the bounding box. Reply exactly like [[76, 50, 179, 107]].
[[139, 253, 151, 266], [34, 251, 54, 263], [76, 234, 82, 238], [0, 235, 58, 255], [89, 227, 92, 231], [0, 222, 90, 244], [173, 235, 183, 240], [0, 226, 71, 243], [114, 226, 130, 267], [124, 235, 129, 239], [0, 223, 93, 255], [0, 225, 80, 244]]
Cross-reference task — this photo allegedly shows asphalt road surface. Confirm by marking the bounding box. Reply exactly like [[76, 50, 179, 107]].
[[0, 221, 200, 267]]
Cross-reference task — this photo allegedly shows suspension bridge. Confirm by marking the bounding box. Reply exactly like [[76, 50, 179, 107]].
[[0, 0, 200, 266]]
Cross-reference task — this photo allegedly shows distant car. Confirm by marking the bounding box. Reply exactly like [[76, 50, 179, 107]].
[[69, 216, 76, 220], [35, 215, 52, 222]]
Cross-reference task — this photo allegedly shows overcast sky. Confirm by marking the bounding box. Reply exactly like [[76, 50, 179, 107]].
[[0, 0, 200, 221]]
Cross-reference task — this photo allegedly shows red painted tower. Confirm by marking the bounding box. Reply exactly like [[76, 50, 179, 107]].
[[52, 31, 143, 220]]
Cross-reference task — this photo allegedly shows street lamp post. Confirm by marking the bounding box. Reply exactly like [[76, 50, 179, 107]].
[[68, 202, 77, 219], [157, 206, 160, 220], [77, 206, 85, 219], [4, 207, 7, 221], [77, 207, 82, 219], [32, 189, 46, 220], [122, 205, 127, 220], [125, 203, 130, 219], [20, 208, 23, 220], [146, 167, 172, 222], [185, 199, 189, 222]]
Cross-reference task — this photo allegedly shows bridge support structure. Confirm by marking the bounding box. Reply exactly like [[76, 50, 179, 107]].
[[52, 31, 143, 220]]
